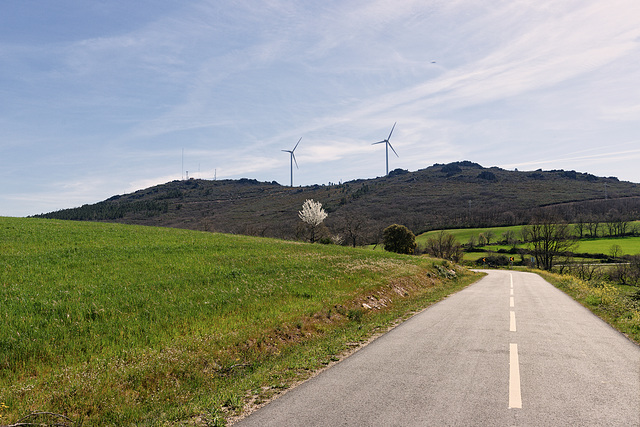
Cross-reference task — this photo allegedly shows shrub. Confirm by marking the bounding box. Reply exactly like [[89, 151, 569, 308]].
[[382, 224, 416, 255], [607, 255, 640, 286], [441, 164, 462, 176], [475, 255, 510, 267], [347, 308, 364, 322], [477, 171, 496, 180], [388, 168, 409, 177], [423, 231, 464, 262]]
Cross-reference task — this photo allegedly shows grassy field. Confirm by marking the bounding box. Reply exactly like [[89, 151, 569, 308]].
[[416, 223, 640, 260], [415, 225, 525, 246], [573, 236, 640, 255], [0, 217, 480, 426]]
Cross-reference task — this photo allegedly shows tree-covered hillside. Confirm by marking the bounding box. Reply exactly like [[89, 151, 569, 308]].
[[35, 162, 640, 244]]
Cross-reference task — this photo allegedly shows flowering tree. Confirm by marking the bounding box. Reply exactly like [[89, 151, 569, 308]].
[[298, 199, 328, 243]]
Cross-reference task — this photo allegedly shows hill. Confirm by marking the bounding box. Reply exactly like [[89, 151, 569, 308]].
[[35, 162, 640, 243]]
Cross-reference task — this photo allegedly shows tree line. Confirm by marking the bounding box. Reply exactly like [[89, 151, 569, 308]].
[[33, 200, 169, 221]]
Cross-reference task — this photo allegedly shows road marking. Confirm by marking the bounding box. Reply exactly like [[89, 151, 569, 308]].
[[510, 288, 514, 296], [510, 296, 514, 307], [509, 343, 522, 409], [510, 311, 516, 332], [510, 273, 513, 288]]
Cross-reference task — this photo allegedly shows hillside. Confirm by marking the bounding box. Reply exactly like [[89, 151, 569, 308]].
[[0, 217, 479, 425], [36, 162, 640, 243]]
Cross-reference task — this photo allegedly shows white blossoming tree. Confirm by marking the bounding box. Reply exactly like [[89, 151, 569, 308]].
[[298, 199, 328, 243]]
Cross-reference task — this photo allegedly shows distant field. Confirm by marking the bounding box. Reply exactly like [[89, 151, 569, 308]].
[[416, 225, 525, 245], [416, 222, 640, 258], [0, 217, 479, 425], [574, 237, 640, 255]]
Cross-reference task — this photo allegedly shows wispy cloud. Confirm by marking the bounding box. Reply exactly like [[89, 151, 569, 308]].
[[1, 0, 640, 215]]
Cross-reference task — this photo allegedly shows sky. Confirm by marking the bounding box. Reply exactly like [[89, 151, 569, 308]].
[[2, 0, 640, 217]]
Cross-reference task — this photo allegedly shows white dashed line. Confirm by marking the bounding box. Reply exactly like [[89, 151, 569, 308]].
[[509, 343, 522, 409], [510, 296, 514, 307], [510, 311, 516, 332]]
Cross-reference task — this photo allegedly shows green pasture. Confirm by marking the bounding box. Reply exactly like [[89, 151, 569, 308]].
[[0, 217, 478, 425], [469, 238, 640, 257], [415, 225, 525, 245], [417, 222, 640, 258], [573, 236, 640, 255]]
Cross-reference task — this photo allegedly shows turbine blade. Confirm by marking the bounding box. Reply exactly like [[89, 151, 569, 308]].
[[282, 149, 291, 153], [388, 142, 399, 157], [293, 137, 302, 152], [372, 140, 386, 145], [387, 122, 397, 141], [292, 153, 299, 169]]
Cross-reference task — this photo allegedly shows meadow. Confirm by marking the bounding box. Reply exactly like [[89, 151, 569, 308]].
[[416, 222, 640, 260], [0, 217, 479, 425], [416, 225, 525, 246]]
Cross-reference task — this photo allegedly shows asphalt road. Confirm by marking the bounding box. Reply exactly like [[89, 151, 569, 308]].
[[235, 270, 640, 426]]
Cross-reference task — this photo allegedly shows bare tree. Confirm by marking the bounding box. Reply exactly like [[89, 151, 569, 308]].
[[609, 244, 622, 259], [466, 234, 477, 250], [574, 217, 586, 238], [424, 231, 464, 262], [336, 211, 365, 247], [526, 216, 577, 270], [502, 230, 517, 248], [587, 217, 600, 238], [298, 199, 328, 243], [607, 257, 640, 286], [519, 225, 530, 243], [484, 230, 495, 245], [605, 209, 624, 237], [569, 262, 602, 281]]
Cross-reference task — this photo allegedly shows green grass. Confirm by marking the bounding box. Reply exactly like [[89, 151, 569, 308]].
[[416, 223, 640, 260], [470, 237, 640, 258], [573, 236, 640, 255], [415, 225, 525, 246], [0, 217, 480, 425]]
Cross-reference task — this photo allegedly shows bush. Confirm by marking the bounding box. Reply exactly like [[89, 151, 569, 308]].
[[382, 224, 416, 255], [607, 255, 640, 286], [475, 255, 510, 267], [388, 168, 409, 177], [477, 171, 496, 180], [423, 231, 464, 262], [441, 164, 462, 176], [347, 308, 364, 322]]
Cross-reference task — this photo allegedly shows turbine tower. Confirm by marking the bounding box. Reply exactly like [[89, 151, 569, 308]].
[[282, 137, 302, 187], [372, 122, 399, 176]]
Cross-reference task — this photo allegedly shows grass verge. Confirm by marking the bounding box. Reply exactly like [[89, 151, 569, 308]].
[[0, 217, 481, 426]]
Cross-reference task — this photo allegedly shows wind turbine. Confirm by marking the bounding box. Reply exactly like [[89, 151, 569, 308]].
[[372, 122, 399, 176], [282, 137, 302, 187]]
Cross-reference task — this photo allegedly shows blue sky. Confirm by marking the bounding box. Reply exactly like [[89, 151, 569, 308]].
[[2, 0, 640, 217]]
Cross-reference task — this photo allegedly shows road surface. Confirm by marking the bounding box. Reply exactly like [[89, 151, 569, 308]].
[[235, 270, 640, 426]]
